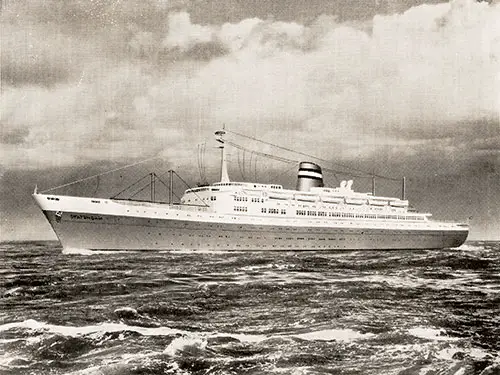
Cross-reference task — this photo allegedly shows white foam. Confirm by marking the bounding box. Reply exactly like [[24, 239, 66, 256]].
[[213, 332, 266, 343], [456, 243, 485, 251], [408, 327, 458, 341], [437, 347, 462, 360], [0, 319, 267, 350], [164, 335, 207, 356], [0, 319, 183, 337], [1, 319, 380, 356], [469, 347, 491, 360], [340, 273, 492, 294], [240, 263, 289, 272], [436, 346, 491, 362], [159, 249, 245, 255], [62, 247, 133, 255], [3, 287, 22, 297], [0, 338, 23, 344], [63, 364, 113, 375], [294, 328, 374, 342], [0, 354, 29, 367], [62, 247, 108, 255]]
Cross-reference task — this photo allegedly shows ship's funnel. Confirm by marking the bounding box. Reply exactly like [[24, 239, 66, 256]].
[[296, 162, 324, 191]]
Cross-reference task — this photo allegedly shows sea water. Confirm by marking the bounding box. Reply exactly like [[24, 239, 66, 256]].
[[1, 241, 499, 374]]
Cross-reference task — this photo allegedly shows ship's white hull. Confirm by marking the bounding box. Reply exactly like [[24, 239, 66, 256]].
[[39, 208, 468, 251]]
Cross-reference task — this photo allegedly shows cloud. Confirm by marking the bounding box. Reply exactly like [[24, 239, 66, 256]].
[[163, 12, 214, 50], [0, 0, 183, 30], [0, 126, 30, 145], [1, 24, 73, 87], [1, 0, 499, 176]]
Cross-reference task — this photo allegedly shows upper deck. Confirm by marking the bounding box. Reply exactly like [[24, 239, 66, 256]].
[[179, 178, 429, 224]]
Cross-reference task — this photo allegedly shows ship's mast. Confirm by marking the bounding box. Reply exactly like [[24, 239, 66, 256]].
[[402, 176, 406, 201], [215, 129, 230, 183]]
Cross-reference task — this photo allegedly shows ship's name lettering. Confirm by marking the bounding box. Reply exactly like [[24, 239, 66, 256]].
[[70, 214, 103, 221]]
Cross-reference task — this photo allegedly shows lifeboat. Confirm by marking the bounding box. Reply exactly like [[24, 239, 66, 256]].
[[295, 194, 318, 202], [268, 190, 294, 200], [345, 197, 366, 205], [321, 196, 343, 204], [368, 199, 387, 206], [389, 200, 409, 207]]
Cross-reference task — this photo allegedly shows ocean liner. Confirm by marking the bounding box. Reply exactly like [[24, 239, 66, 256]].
[[33, 130, 468, 251]]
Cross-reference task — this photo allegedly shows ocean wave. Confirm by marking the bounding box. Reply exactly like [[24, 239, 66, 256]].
[[293, 328, 374, 342], [62, 247, 130, 255], [408, 327, 459, 342], [330, 272, 496, 294], [164, 335, 208, 356], [0, 353, 30, 368], [0, 319, 183, 338], [457, 243, 488, 252]]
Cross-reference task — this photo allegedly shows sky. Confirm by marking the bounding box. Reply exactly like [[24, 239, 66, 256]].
[[1, 0, 499, 241]]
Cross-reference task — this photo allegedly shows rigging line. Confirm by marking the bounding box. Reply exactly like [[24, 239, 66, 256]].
[[321, 166, 373, 179], [230, 140, 373, 181], [92, 175, 100, 196], [154, 168, 173, 181], [149, 169, 177, 200], [229, 140, 368, 179], [254, 152, 257, 181], [242, 149, 246, 180], [237, 149, 245, 181], [197, 143, 207, 183], [40, 155, 161, 193], [146, 170, 180, 201], [320, 168, 340, 186], [172, 191, 182, 202], [251, 150, 255, 181], [269, 161, 300, 183], [226, 129, 400, 181], [110, 173, 152, 199], [152, 173, 171, 192], [197, 144, 203, 183], [150, 173, 174, 202], [202, 143, 207, 182], [200, 143, 204, 182], [172, 170, 209, 207], [226, 128, 359, 172], [248, 151, 253, 180], [226, 141, 298, 164], [130, 181, 154, 199], [197, 144, 200, 179]]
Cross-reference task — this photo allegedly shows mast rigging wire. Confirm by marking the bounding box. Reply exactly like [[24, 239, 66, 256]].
[[111, 173, 152, 199], [40, 156, 161, 193], [226, 129, 400, 181], [237, 149, 245, 181], [227, 140, 380, 181]]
